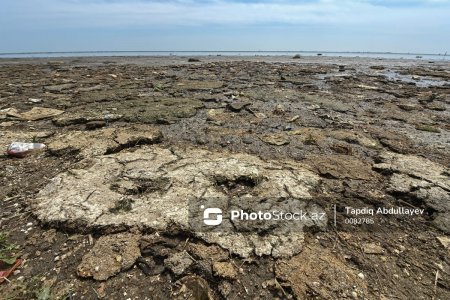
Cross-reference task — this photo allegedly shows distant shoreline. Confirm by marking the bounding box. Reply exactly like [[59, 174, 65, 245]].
[[2, 55, 450, 68], [0, 50, 448, 60]]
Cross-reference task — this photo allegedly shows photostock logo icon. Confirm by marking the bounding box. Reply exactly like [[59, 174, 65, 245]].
[[201, 205, 222, 226]]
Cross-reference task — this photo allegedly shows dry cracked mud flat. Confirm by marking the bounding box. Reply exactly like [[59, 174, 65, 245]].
[[0, 55, 449, 299]]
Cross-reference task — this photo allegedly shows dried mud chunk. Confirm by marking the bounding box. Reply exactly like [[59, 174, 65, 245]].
[[362, 242, 385, 255], [437, 236, 450, 249], [212, 262, 238, 280], [260, 133, 290, 146], [47, 125, 162, 157], [7, 107, 65, 121], [206, 109, 228, 125], [328, 130, 379, 148], [273, 104, 285, 115], [107, 126, 163, 153], [415, 124, 441, 133], [187, 243, 228, 262], [85, 121, 106, 130], [305, 155, 377, 180], [302, 94, 353, 113], [53, 115, 90, 126], [330, 142, 353, 155], [397, 103, 418, 111], [218, 281, 232, 297], [164, 251, 194, 276], [373, 152, 450, 233], [289, 127, 326, 144], [275, 243, 368, 299], [227, 100, 251, 112], [379, 138, 414, 154], [424, 102, 446, 111], [77, 233, 140, 281], [373, 152, 449, 190], [368, 127, 415, 154], [32, 146, 320, 258], [172, 275, 215, 300], [139, 235, 179, 260]]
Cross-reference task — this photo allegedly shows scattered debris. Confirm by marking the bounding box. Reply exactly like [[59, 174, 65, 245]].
[[6, 142, 46, 158], [28, 98, 43, 104], [0, 259, 22, 284]]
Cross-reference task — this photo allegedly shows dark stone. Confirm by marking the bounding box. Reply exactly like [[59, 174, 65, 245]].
[[227, 101, 251, 112], [242, 136, 253, 144], [85, 121, 106, 130]]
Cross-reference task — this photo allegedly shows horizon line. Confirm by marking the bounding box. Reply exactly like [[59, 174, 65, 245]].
[[0, 50, 448, 56]]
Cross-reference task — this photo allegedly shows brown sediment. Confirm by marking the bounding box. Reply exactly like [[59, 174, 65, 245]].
[[0, 56, 449, 299]]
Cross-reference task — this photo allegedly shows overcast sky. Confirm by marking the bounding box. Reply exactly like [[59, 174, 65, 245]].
[[1, 0, 449, 53]]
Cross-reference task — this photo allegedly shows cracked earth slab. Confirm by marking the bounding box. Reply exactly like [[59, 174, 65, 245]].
[[373, 151, 450, 232], [47, 125, 163, 157], [275, 242, 369, 299], [31, 145, 324, 258], [77, 233, 141, 281]]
